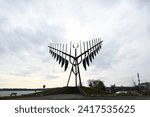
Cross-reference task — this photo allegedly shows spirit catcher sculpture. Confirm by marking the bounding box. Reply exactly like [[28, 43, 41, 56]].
[[48, 38, 103, 87]]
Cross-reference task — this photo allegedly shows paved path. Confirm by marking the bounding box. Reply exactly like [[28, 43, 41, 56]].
[[14, 94, 150, 100], [16, 94, 85, 100]]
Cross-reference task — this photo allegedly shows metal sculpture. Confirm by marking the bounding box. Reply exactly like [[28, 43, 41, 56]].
[[48, 38, 103, 87]]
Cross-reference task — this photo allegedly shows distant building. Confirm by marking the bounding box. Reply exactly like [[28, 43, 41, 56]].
[[106, 86, 136, 93], [140, 82, 150, 90]]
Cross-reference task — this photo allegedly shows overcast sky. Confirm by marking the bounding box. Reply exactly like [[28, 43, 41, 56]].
[[0, 0, 150, 88]]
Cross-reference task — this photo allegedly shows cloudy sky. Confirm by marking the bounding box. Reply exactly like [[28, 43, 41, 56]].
[[0, 0, 150, 88]]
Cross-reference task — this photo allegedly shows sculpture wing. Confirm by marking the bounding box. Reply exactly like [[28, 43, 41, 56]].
[[48, 45, 71, 71], [64, 59, 69, 71], [82, 59, 87, 70], [81, 39, 103, 70]]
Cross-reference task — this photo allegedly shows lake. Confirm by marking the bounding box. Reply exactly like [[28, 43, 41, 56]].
[[0, 90, 43, 97]]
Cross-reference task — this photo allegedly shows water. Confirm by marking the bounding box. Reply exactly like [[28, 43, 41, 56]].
[[0, 90, 41, 97]]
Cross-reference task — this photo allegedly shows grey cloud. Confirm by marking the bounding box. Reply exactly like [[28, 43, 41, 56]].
[[0, 0, 150, 87], [132, 0, 150, 8], [92, 39, 120, 69], [0, 24, 66, 54]]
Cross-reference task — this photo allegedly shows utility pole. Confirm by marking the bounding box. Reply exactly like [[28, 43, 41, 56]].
[[137, 73, 140, 86]]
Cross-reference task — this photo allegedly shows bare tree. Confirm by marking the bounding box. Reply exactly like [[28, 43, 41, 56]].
[[88, 79, 106, 92], [110, 84, 116, 93]]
